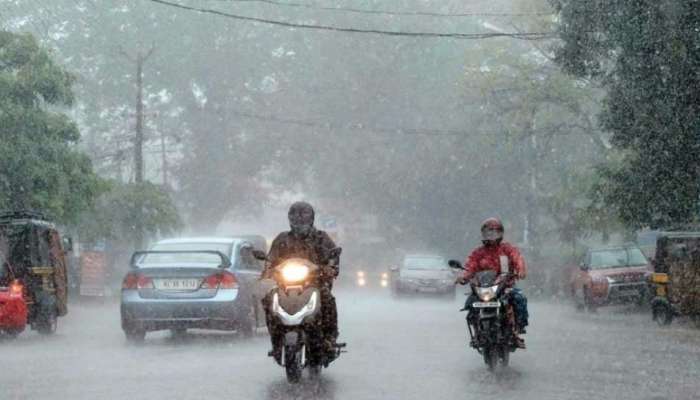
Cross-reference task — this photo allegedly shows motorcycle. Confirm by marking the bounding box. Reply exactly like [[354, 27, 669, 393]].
[[255, 247, 345, 383], [449, 260, 519, 371]]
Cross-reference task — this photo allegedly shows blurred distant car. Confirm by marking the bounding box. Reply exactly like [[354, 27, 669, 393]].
[[391, 254, 456, 298], [354, 268, 390, 289], [570, 244, 651, 311], [120, 237, 267, 342]]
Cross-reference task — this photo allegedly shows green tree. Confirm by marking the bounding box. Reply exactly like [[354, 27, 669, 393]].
[[551, 0, 700, 229], [0, 31, 102, 223]]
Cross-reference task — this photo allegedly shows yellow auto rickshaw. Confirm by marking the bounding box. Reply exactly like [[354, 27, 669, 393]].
[[649, 232, 700, 326]]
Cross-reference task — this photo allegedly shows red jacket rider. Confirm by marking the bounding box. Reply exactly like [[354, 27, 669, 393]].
[[460, 218, 527, 283]]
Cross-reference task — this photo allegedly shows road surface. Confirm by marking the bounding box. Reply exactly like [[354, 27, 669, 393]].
[[2, 290, 699, 400]]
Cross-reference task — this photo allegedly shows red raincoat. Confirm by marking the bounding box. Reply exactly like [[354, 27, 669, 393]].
[[462, 242, 527, 282]]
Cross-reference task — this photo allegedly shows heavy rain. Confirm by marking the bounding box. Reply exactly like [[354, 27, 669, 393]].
[[1, 1, 699, 399]]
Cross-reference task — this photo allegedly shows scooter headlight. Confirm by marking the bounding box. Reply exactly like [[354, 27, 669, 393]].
[[280, 263, 310, 283], [476, 285, 499, 302]]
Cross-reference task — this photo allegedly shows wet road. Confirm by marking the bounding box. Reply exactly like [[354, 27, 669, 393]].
[[2, 290, 699, 400]]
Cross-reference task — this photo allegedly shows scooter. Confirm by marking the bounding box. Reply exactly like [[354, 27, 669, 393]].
[[256, 248, 345, 383]]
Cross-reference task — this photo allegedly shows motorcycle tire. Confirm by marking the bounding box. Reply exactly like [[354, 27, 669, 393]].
[[498, 345, 510, 367], [284, 345, 303, 383], [653, 304, 673, 326], [483, 346, 497, 371], [36, 309, 57, 335]]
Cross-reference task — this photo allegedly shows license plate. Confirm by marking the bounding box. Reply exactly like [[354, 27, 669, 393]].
[[154, 279, 200, 291], [473, 301, 500, 308], [418, 287, 438, 293]]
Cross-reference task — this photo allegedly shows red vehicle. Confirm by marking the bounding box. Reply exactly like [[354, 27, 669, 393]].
[[0, 249, 28, 338], [570, 245, 651, 311]]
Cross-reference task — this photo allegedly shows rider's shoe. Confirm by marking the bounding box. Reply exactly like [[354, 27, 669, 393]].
[[268, 349, 282, 365], [514, 336, 526, 349]]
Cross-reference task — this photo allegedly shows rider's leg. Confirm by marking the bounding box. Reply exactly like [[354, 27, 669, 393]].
[[511, 288, 529, 333], [262, 292, 283, 364], [464, 294, 478, 346], [320, 286, 339, 343]]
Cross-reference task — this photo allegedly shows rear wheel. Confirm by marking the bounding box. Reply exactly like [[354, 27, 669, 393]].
[[284, 345, 303, 383], [124, 328, 146, 343], [239, 303, 256, 338], [3, 328, 22, 339]]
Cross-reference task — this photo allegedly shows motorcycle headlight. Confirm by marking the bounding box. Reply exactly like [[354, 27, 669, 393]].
[[280, 263, 309, 283], [476, 285, 498, 302]]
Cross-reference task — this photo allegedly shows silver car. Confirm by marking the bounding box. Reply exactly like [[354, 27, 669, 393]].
[[391, 254, 456, 298], [120, 237, 267, 342]]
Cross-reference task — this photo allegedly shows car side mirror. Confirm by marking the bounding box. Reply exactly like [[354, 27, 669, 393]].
[[389, 265, 399, 272], [252, 249, 267, 261], [448, 260, 464, 270], [62, 236, 74, 252]]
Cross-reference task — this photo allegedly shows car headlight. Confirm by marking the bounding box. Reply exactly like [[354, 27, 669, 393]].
[[280, 263, 309, 283], [606, 276, 617, 284], [357, 271, 365, 278], [381, 272, 389, 279], [476, 285, 498, 302]]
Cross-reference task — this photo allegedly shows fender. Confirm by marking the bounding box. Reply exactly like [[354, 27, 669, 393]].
[[284, 331, 299, 346]]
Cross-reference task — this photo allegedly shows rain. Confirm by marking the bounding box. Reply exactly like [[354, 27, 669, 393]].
[[1, 1, 699, 399]]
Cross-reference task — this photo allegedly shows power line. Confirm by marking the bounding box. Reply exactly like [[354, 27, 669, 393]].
[[219, 108, 470, 136], [207, 0, 554, 18], [146, 0, 555, 40]]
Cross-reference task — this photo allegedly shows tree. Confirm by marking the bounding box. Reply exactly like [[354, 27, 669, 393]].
[[551, 0, 700, 229], [0, 31, 102, 223]]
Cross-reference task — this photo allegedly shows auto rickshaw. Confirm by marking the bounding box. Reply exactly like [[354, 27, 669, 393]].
[[0, 234, 28, 337], [0, 211, 69, 335], [649, 231, 700, 326]]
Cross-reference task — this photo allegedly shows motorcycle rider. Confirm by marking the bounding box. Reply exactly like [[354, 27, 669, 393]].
[[456, 218, 529, 348], [261, 201, 340, 363]]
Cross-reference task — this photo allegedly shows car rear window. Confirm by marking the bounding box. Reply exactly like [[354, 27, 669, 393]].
[[140, 242, 232, 266], [590, 248, 647, 269], [403, 256, 446, 270]]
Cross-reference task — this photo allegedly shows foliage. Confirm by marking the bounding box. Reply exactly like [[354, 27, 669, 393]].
[[77, 181, 182, 244], [0, 30, 102, 224], [551, 0, 700, 229]]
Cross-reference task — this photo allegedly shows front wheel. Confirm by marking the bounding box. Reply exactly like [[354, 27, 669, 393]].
[[284, 345, 303, 383], [483, 346, 497, 371], [653, 305, 673, 326], [36, 309, 57, 335]]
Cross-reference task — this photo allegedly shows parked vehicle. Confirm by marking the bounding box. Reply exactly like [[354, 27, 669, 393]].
[[390, 254, 456, 298], [120, 237, 266, 342], [449, 260, 519, 371], [0, 211, 69, 335], [256, 247, 345, 383], [0, 246, 27, 338], [649, 232, 700, 326], [570, 244, 651, 311]]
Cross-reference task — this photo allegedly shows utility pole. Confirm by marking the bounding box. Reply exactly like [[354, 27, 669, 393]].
[[121, 44, 156, 250]]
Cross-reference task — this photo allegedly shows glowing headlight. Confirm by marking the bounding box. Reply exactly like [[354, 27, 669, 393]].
[[357, 271, 365, 278], [476, 285, 498, 302], [381, 272, 389, 279], [357, 277, 367, 286], [380, 279, 388, 287], [281, 263, 310, 283]]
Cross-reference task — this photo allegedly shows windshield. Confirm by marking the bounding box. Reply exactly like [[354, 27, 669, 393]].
[[589, 248, 648, 269], [403, 256, 446, 270], [139, 242, 232, 266]]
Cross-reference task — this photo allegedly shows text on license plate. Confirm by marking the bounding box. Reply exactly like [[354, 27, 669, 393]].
[[473, 301, 500, 308], [154, 279, 200, 290]]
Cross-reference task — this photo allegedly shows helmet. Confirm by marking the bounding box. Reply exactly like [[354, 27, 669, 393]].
[[288, 201, 315, 237], [481, 217, 504, 244]]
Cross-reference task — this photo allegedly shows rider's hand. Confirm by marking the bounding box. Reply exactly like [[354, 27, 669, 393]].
[[517, 270, 526, 280], [454, 276, 467, 285]]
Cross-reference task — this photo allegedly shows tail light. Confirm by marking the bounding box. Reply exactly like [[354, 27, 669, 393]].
[[9, 280, 23, 297], [200, 271, 238, 289], [122, 272, 153, 289]]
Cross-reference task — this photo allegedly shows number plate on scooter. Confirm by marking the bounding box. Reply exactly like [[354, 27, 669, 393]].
[[473, 301, 500, 308]]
